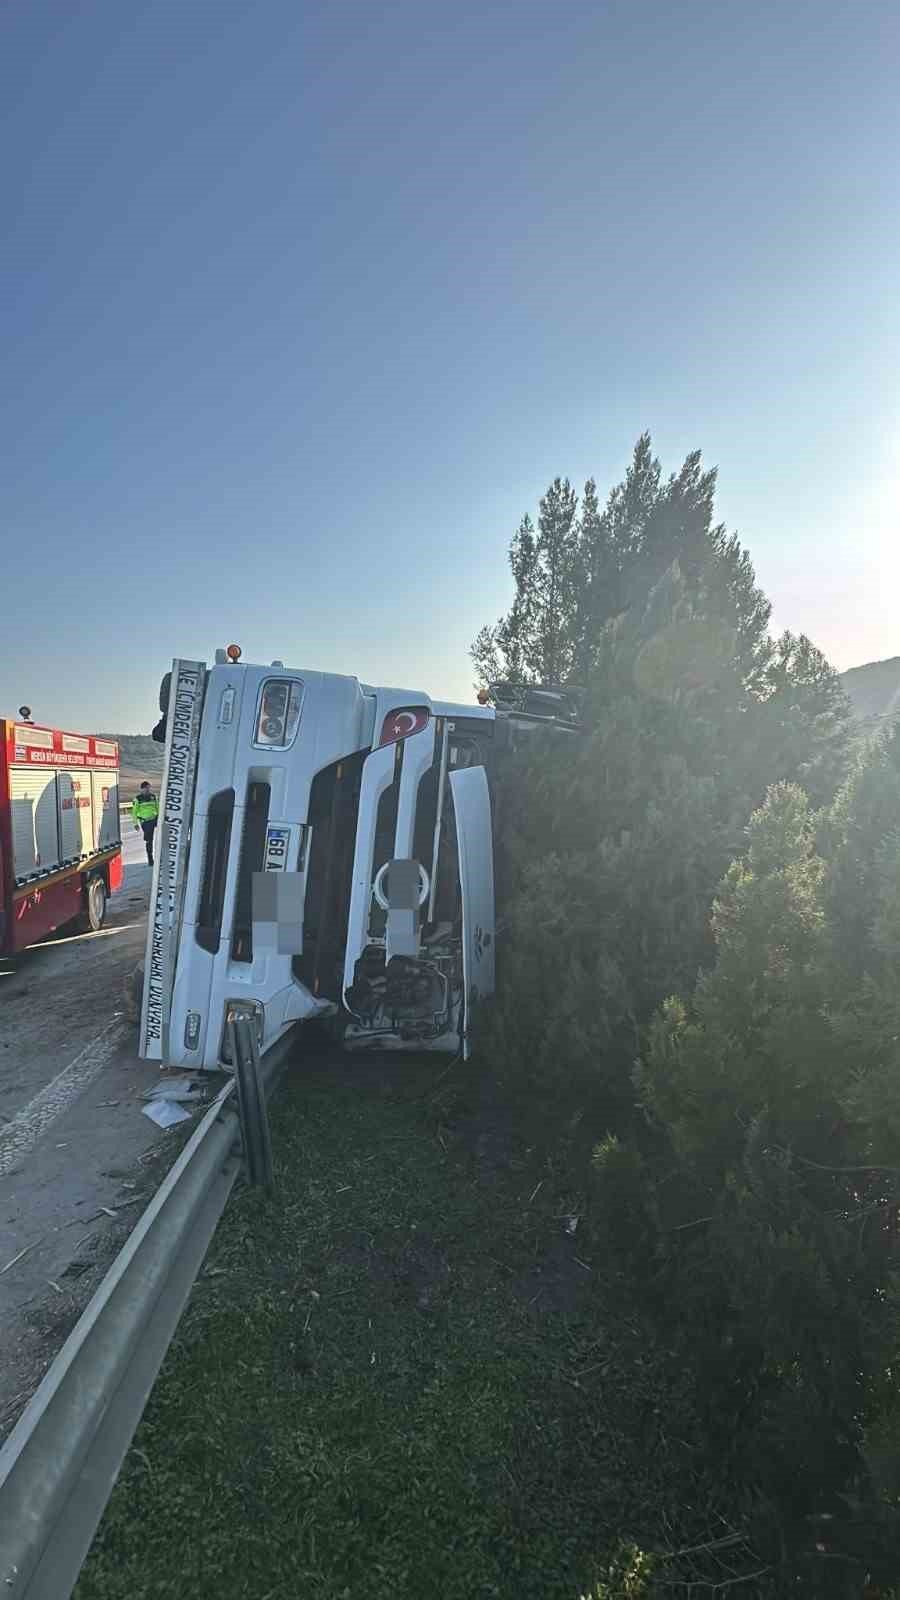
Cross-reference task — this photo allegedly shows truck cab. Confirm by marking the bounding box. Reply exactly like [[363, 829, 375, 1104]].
[[139, 655, 496, 1072]]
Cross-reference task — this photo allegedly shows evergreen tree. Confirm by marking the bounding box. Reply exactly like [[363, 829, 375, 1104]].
[[821, 718, 900, 979], [472, 434, 773, 699], [570, 476, 619, 679], [592, 763, 900, 1563], [533, 476, 579, 682], [477, 436, 887, 1575], [742, 631, 854, 809], [601, 430, 662, 583], [483, 566, 750, 1119], [472, 480, 579, 687], [471, 516, 538, 685]]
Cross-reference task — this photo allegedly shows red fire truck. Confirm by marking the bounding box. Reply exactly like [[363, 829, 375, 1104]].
[[0, 714, 123, 956]]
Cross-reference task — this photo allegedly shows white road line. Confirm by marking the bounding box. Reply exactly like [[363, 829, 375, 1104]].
[[0, 1019, 127, 1179]]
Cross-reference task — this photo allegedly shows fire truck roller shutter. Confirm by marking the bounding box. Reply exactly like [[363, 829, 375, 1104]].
[[9, 768, 61, 879]]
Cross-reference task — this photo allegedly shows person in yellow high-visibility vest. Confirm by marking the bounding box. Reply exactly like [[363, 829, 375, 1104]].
[[131, 782, 159, 866]]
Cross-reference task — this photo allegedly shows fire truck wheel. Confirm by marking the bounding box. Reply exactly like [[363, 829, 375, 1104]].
[[82, 873, 108, 933]]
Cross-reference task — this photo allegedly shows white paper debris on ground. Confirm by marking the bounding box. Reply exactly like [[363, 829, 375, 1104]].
[[142, 1099, 192, 1129], [141, 1077, 203, 1104]]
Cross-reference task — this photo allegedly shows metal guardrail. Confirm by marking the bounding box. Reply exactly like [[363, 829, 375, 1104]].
[[0, 1028, 294, 1598]]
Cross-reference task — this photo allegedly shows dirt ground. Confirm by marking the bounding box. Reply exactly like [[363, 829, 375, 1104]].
[[0, 830, 195, 1438]]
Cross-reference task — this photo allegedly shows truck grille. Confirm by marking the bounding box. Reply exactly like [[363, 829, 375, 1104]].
[[230, 780, 271, 963], [195, 789, 235, 954], [293, 751, 366, 1001]]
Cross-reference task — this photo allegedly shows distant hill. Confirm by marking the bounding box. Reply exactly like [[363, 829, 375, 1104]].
[[840, 658, 900, 732], [106, 733, 164, 797]]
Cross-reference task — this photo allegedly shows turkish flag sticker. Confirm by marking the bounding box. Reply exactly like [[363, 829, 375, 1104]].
[[380, 707, 429, 747]]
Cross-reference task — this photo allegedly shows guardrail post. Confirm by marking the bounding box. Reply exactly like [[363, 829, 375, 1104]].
[[227, 1010, 275, 1193]]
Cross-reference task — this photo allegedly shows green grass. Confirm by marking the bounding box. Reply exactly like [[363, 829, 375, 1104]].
[[75, 1054, 761, 1600]]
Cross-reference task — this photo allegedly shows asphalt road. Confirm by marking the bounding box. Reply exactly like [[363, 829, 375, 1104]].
[[0, 829, 181, 1432]]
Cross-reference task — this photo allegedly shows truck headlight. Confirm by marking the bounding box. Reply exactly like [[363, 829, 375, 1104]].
[[252, 679, 303, 750]]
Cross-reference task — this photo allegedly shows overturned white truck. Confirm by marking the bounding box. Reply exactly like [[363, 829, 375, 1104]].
[[138, 651, 580, 1073]]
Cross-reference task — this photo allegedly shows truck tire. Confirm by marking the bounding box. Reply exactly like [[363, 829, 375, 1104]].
[[82, 873, 107, 933]]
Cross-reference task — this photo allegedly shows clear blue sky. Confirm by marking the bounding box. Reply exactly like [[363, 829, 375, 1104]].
[[1, 0, 898, 733]]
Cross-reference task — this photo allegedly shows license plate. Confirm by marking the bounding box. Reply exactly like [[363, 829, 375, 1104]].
[[264, 825, 291, 872]]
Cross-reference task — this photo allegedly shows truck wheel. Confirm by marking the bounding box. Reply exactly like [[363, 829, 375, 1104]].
[[82, 874, 107, 933]]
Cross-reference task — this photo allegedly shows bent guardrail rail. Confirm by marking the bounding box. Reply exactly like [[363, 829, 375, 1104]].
[[0, 1028, 296, 1598]]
